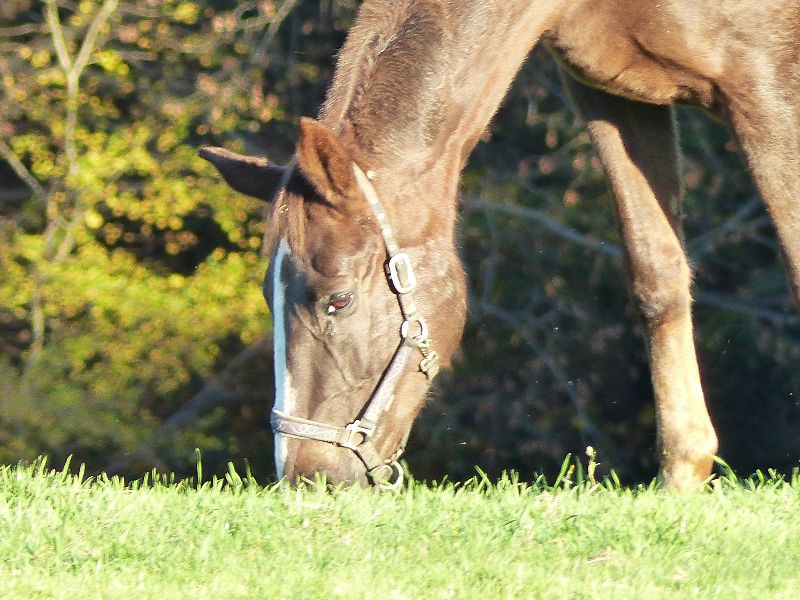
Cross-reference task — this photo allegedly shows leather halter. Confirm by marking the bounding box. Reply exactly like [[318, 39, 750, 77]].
[[270, 163, 440, 489]]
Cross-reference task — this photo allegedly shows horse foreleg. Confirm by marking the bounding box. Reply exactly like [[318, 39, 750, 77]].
[[563, 76, 717, 491], [727, 95, 800, 311]]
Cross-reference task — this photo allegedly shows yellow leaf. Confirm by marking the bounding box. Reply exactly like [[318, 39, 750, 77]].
[[31, 50, 50, 68], [173, 2, 200, 25], [84, 210, 103, 229]]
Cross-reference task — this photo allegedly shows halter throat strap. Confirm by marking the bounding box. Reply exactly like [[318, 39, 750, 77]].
[[270, 163, 440, 489]]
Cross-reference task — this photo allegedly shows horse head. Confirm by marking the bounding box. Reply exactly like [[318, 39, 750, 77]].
[[201, 117, 467, 487]]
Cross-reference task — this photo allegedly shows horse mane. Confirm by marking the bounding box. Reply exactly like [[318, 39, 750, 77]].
[[263, 167, 310, 261], [320, 0, 454, 165], [266, 1, 465, 257]]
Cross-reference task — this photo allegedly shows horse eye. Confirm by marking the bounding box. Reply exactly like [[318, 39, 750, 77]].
[[326, 292, 355, 315]]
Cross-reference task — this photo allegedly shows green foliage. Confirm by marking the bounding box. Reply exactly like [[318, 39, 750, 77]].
[[0, 0, 301, 472]]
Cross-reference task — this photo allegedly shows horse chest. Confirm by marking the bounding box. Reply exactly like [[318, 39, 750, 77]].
[[546, 2, 721, 111]]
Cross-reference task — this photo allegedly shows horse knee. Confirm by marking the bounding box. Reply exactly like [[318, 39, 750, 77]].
[[630, 250, 692, 327]]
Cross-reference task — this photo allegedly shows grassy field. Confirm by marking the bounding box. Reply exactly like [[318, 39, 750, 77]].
[[1, 457, 798, 600]]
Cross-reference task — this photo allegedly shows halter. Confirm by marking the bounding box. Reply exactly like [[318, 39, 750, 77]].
[[270, 163, 440, 489]]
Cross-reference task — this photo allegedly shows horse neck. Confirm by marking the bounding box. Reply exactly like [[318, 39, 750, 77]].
[[442, 1, 566, 161], [322, 0, 567, 243]]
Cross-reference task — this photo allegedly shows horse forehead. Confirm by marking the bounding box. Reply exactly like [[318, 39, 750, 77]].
[[263, 239, 346, 308], [308, 244, 359, 279], [305, 227, 377, 279]]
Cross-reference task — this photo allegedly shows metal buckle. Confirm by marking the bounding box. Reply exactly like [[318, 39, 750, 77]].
[[369, 460, 405, 491], [339, 420, 373, 450], [387, 252, 416, 294], [400, 317, 429, 341]]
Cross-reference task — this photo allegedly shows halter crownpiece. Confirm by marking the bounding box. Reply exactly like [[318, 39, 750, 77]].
[[270, 162, 440, 489]]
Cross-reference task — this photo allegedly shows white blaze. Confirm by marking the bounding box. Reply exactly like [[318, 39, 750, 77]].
[[271, 239, 294, 479]]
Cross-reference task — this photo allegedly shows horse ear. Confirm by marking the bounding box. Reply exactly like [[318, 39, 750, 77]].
[[199, 147, 288, 202], [296, 117, 359, 205]]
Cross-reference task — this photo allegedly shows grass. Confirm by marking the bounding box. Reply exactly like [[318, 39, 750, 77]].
[[1, 456, 799, 599]]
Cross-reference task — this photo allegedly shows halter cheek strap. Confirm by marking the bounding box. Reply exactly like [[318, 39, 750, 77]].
[[270, 163, 440, 489]]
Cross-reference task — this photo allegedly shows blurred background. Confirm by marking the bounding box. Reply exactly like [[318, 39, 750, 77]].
[[1, 0, 798, 484]]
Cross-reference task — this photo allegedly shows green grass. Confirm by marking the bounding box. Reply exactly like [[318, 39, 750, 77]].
[[1, 457, 799, 599]]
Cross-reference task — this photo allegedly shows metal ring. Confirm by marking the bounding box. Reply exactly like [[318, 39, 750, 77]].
[[373, 461, 404, 491], [400, 317, 428, 341]]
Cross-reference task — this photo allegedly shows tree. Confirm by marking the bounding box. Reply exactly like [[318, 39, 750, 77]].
[[1, 1, 797, 483]]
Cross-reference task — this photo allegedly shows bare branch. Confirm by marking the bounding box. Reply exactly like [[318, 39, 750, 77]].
[[44, 0, 120, 264], [53, 226, 77, 263], [44, 0, 72, 72], [45, 0, 119, 176], [472, 297, 612, 453], [478, 195, 502, 306], [461, 195, 623, 258], [72, 0, 119, 78], [258, 0, 300, 53], [29, 275, 45, 357], [463, 193, 796, 329], [693, 289, 798, 326], [0, 138, 47, 201], [0, 24, 46, 37], [687, 196, 767, 260], [116, 2, 160, 18]]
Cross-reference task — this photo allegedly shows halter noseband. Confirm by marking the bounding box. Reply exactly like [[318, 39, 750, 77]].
[[270, 163, 440, 489]]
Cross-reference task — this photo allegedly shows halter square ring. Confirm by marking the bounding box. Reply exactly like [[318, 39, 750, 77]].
[[388, 252, 417, 294], [339, 420, 374, 450]]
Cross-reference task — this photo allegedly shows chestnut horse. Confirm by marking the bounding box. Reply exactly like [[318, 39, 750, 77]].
[[201, 0, 800, 491]]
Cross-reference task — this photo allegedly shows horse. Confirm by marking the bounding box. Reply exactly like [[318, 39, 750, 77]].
[[200, 0, 800, 491]]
